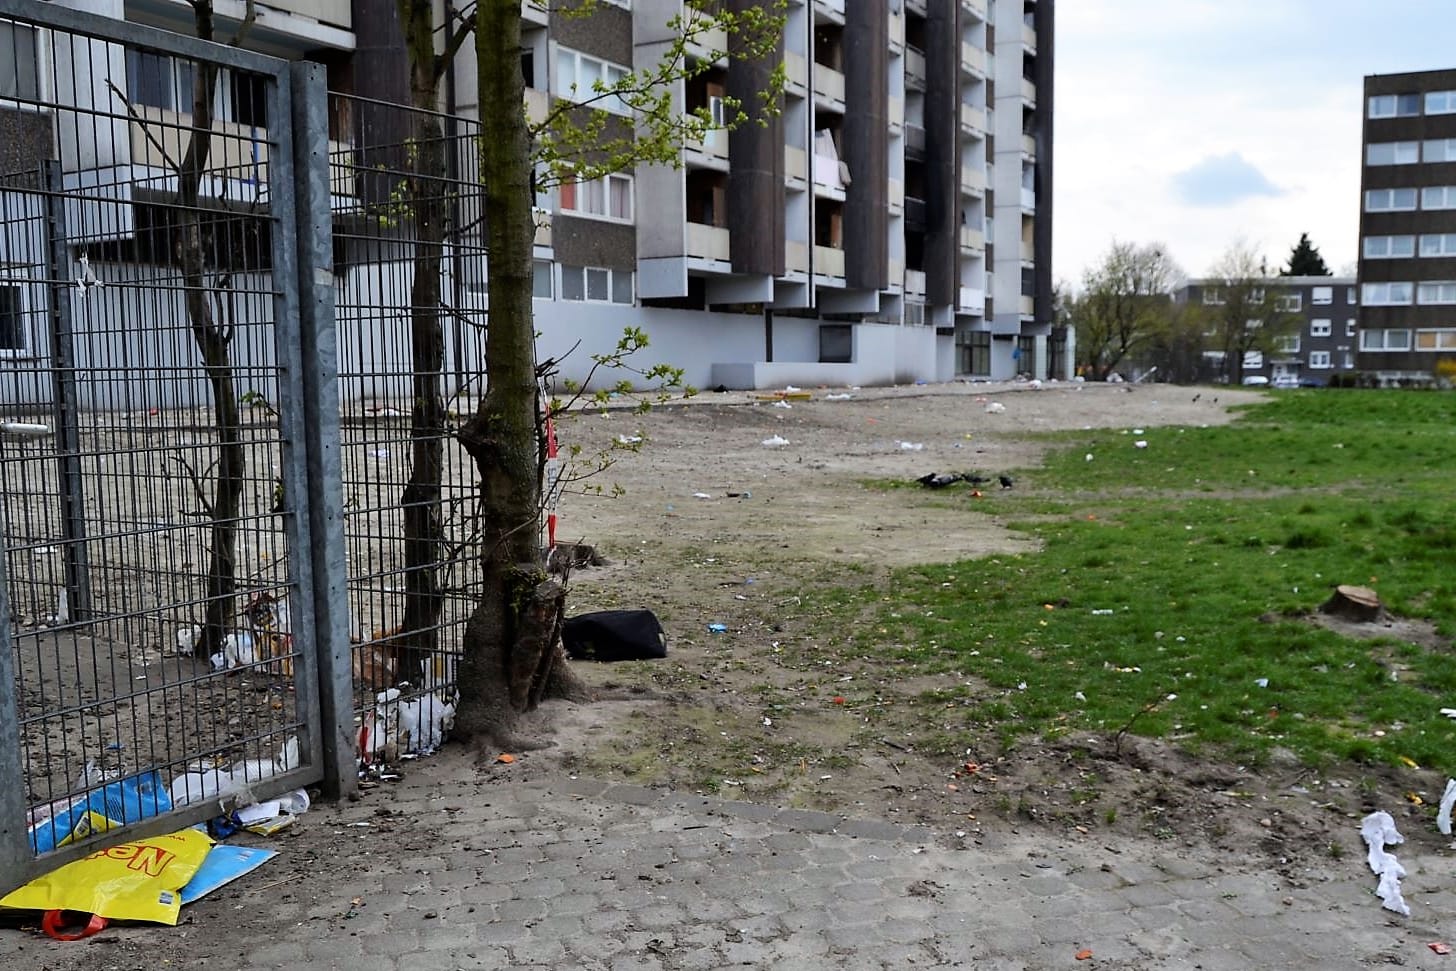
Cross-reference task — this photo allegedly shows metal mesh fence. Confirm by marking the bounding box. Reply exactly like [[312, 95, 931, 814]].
[[329, 93, 486, 734], [0, 6, 318, 871]]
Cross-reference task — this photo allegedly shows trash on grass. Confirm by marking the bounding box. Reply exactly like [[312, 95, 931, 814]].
[[1430, 942, 1452, 956], [761, 435, 789, 447], [708, 623, 728, 633], [358, 690, 455, 764], [984, 402, 1006, 414], [169, 736, 301, 809], [1361, 810, 1411, 917], [898, 441, 925, 451], [495, 753, 516, 765]]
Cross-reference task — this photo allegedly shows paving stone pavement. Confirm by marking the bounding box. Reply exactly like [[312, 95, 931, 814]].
[[5, 748, 1455, 970]]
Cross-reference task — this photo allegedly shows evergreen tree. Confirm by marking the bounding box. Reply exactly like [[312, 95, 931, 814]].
[[1281, 233, 1331, 276]]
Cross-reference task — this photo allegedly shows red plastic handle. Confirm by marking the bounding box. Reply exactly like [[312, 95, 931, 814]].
[[41, 910, 109, 941]]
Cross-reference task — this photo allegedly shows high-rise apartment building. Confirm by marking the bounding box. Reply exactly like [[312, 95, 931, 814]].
[[1358, 69, 1456, 382], [434, 0, 1059, 387]]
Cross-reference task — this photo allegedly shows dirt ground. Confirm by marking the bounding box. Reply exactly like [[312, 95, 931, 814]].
[[500, 379, 1452, 875]]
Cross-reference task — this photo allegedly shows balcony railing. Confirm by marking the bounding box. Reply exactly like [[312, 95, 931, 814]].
[[687, 222, 731, 262], [785, 145, 808, 182], [786, 240, 810, 273], [959, 286, 986, 314], [960, 226, 984, 252], [814, 245, 846, 278], [905, 268, 927, 297], [960, 43, 986, 77], [812, 66, 846, 108]]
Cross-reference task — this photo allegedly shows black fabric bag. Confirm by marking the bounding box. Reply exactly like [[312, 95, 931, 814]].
[[562, 610, 667, 662]]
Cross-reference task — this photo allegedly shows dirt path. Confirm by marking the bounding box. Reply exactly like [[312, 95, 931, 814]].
[[482, 381, 1453, 882]]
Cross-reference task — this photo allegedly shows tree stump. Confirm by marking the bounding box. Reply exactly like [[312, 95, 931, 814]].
[[1320, 585, 1385, 623]]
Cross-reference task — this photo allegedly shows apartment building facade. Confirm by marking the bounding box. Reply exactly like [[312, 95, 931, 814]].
[[1358, 69, 1456, 382], [1177, 278, 1359, 386], [0, 0, 1058, 397]]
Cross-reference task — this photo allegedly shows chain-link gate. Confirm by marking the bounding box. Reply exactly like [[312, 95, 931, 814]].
[[0, 0, 346, 889]]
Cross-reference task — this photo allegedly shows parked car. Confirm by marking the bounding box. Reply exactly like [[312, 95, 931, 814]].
[[1272, 374, 1299, 389], [1241, 375, 1270, 386]]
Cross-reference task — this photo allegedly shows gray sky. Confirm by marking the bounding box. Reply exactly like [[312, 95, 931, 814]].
[[1054, 0, 1455, 285]]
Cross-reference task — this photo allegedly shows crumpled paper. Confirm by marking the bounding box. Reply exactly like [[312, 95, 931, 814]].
[[1360, 810, 1410, 917]]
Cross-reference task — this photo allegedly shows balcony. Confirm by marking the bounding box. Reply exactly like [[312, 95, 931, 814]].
[[960, 42, 986, 78], [785, 50, 809, 95], [686, 20, 729, 64], [786, 240, 810, 273], [685, 128, 730, 167], [1024, 22, 1038, 54], [521, 0, 547, 27], [905, 269, 927, 297], [960, 104, 986, 136], [813, 66, 846, 111], [1021, 77, 1037, 106], [960, 165, 985, 196], [904, 196, 926, 227], [905, 123, 925, 156], [785, 145, 808, 183], [888, 258, 904, 288], [687, 222, 731, 262], [813, 0, 846, 24], [888, 177, 904, 211], [1020, 187, 1036, 211], [1020, 295, 1035, 317], [960, 225, 984, 252], [905, 47, 927, 89], [888, 95, 903, 132], [962, 0, 987, 21], [958, 286, 986, 314], [814, 245, 846, 278], [888, 9, 904, 51], [1022, 133, 1037, 159]]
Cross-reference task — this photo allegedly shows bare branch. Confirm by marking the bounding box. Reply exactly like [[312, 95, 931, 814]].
[[105, 80, 184, 172]]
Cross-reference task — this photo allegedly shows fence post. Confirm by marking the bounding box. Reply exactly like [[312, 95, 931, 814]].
[[0, 535, 28, 884], [290, 61, 356, 799], [41, 161, 92, 621]]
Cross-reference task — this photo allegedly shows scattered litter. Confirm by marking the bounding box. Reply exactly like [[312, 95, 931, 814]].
[[1075, 949, 1094, 961], [984, 402, 1006, 414], [1134, 440, 1148, 449], [898, 441, 925, 451], [1090, 609, 1114, 616], [369, 449, 389, 459], [1361, 811, 1411, 917], [179, 844, 277, 906], [707, 623, 728, 634], [1, 828, 213, 931], [1084, 453, 1094, 462], [773, 400, 792, 409], [615, 434, 643, 445], [824, 393, 853, 400], [28, 770, 167, 854], [175, 626, 202, 655], [495, 754, 516, 765], [1430, 942, 1452, 956], [692, 492, 712, 499], [1132, 428, 1145, 435], [1440, 708, 1456, 720], [358, 689, 455, 763], [1438, 780, 1456, 836], [1074, 691, 1087, 702], [1255, 678, 1269, 688], [761, 435, 789, 447], [169, 736, 301, 809]]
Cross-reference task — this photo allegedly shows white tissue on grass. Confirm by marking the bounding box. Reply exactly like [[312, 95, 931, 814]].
[[1360, 810, 1411, 917], [1438, 779, 1456, 836], [761, 435, 789, 447]]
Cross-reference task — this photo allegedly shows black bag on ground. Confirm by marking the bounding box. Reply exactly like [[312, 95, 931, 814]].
[[562, 610, 667, 662]]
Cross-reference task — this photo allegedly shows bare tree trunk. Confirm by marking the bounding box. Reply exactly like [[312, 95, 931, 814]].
[[454, 0, 588, 747], [179, 4, 246, 659], [397, 0, 448, 686]]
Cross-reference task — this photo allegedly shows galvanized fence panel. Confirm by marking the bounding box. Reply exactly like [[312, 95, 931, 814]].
[[328, 92, 485, 755], [0, 0, 326, 886]]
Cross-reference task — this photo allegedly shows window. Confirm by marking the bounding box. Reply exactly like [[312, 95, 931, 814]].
[[1275, 335, 1300, 353], [1308, 350, 1332, 369], [1365, 188, 1418, 211], [532, 259, 553, 299], [229, 70, 267, 127], [0, 284, 24, 351], [1310, 318, 1332, 337], [555, 47, 630, 115], [1367, 141, 1420, 165], [558, 172, 633, 222], [1426, 139, 1456, 163], [1363, 235, 1415, 259], [1417, 281, 1456, 304], [1360, 328, 1411, 351], [1420, 233, 1456, 257], [1368, 93, 1421, 118], [1249, 288, 1265, 304], [1243, 350, 1263, 369], [1426, 90, 1456, 115], [0, 21, 39, 102], [1346, 318, 1357, 337], [1423, 186, 1456, 210], [1416, 329, 1456, 350], [1348, 287, 1358, 305], [558, 264, 633, 304], [1311, 286, 1333, 304], [1276, 293, 1301, 312], [1201, 288, 1224, 305], [1362, 282, 1413, 305], [126, 49, 203, 113]]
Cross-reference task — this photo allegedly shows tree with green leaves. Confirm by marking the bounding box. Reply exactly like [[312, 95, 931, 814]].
[[1203, 242, 1301, 384], [1281, 232, 1331, 276], [428, 0, 785, 748], [1070, 241, 1183, 380]]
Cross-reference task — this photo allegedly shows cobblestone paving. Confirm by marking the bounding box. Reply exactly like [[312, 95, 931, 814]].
[[5, 749, 1455, 970]]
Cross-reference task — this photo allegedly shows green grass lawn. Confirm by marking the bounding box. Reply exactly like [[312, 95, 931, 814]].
[[851, 389, 1456, 775]]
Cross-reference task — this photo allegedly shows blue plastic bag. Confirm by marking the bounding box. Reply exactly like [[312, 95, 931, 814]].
[[29, 771, 172, 854]]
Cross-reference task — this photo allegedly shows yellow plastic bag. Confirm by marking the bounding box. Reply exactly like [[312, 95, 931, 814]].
[[1, 829, 213, 926]]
